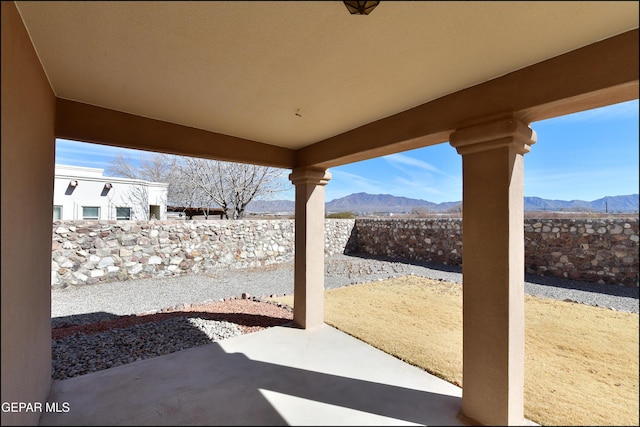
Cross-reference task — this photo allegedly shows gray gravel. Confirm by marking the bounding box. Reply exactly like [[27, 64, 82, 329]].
[[52, 253, 638, 323], [51, 253, 638, 381], [52, 318, 243, 380]]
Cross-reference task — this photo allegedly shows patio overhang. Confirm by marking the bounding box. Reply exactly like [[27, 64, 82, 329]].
[[2, 1, 638, 425], [51, 29, 638, 170]]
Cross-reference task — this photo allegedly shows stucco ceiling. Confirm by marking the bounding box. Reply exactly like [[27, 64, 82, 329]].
[[15, 1, 639, 150]]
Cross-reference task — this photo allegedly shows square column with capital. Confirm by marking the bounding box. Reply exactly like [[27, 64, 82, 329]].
[[450, 116, 536, 426], [288, 167, 331, 329]]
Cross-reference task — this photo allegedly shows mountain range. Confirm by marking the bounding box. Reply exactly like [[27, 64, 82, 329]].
[[247, 192, 639, 214]]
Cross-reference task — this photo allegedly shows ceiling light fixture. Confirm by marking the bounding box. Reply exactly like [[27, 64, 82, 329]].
[[343, 1, 380, 15]]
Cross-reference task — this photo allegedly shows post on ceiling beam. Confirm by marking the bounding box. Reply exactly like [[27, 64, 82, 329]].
[[288, 167, 331, 329], [450, 116, 536, 426]]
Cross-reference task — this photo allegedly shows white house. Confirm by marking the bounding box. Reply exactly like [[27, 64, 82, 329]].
[[53, 164, 168, 221]]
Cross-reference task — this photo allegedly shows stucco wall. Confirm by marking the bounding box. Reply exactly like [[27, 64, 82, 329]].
[[2, 2, 56, 425], [54, 164, 169, 221]]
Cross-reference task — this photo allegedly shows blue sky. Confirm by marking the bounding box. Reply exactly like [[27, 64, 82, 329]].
[[56, 99, 639, 203]]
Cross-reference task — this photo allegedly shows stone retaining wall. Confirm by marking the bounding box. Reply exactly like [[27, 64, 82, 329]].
[[52, 217, 638, 288], [353, 218, 639, 287], [524, 218, 638, 285], [353, 218, 463, 267], [51, 219, 355, 288]]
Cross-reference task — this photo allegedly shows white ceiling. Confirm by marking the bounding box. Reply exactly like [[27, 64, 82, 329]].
[[15, 1, 639, 150]]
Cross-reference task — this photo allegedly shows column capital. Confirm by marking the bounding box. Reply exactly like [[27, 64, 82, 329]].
[[289, 167, 331, 186], [450, 116, 537, 156]]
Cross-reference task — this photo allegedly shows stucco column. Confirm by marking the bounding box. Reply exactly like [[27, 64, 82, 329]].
[[450, 117, 536, 426], [289, 167, 331, 329]]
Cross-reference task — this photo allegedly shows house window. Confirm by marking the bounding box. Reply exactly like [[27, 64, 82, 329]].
[[149, 205, 161, 220], [82, 206, 100, 220], [53, 205, 62, 220], [116, 207, 132, 220]]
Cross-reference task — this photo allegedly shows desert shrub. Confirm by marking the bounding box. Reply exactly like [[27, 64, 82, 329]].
[[326, 211, 355, 219]]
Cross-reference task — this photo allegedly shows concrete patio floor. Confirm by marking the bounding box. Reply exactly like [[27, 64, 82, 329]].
[[39, 323, 467, 426]]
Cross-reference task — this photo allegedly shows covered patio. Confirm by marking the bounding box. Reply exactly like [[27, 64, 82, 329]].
[[2, 2, 638, 425], [40, 324, 467, 426]]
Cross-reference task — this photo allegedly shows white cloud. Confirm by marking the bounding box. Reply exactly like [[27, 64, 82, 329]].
[[391, 176, 447, 196], [327, 168, 460, 203], [55, 139, 151, 165], [328, 170, 389, 196], [382, 153, 450, 176], [536, 100, 638, 124], [525, 166, 639, 200], [526, 167, 630, 185]]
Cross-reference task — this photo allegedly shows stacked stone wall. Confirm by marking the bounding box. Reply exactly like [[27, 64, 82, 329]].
[[353, 218, 463, 267], [51, 219, 354, 288], [353, 217, 639, 287], [524, 218, 638, 285], [52, 217, 638, 288]]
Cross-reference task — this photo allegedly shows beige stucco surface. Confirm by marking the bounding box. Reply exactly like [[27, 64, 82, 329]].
[[1, 2, 56, 425], [450, 118, 536, 425], [290, 168, 332, 329], [1, 1, 637, 425]]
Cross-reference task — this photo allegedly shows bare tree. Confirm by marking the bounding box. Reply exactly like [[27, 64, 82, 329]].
[[106, 153, 172, 219], [411, 207, 433, 218], [106, 152, 288, 219], [105, 153, 138, 179], [106, 152, 175, 182], [107, 153, 196, 209], [120, 182, 150, 220], [178, 157, 287, 219], [446, 203, 462, 215]]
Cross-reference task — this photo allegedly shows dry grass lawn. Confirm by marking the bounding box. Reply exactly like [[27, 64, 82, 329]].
[[270, 276, 639, 426]]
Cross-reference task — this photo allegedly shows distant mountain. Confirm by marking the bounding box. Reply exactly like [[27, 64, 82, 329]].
[[590, 195, 640, 212], [523, 194, 639, 213], [247, 193, 639, 214], [327, 192, 440, 213]]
